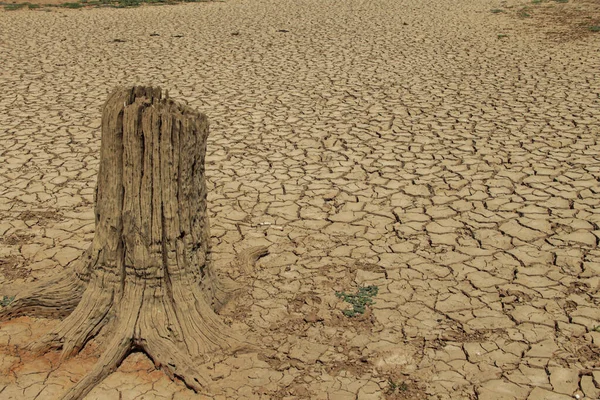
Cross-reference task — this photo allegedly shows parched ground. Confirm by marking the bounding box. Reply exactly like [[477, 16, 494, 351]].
[[1, 0, 600, 399]]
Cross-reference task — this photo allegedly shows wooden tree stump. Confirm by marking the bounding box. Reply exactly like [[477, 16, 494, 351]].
[[0, 87, 267, 400]]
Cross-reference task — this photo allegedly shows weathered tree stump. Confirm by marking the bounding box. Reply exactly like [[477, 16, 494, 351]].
[[0, 87, 267, 400]]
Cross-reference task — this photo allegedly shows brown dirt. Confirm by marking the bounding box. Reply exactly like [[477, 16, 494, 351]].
[[499, 0, 600, 41], [0, 257, 29, 280], [18, 210, 63, 226], [0, 233, 35, 246]]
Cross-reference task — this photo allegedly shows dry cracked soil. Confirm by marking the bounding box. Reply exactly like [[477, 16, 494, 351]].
[[1, 0, 600, 399]]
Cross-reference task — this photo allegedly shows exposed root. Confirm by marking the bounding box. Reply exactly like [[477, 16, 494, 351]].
[[211, 246, 268, 312], [0, 247, 93, 320], [1, 247, 266, 400], [212, 275, 242, 313], [141, 336, 208, 392], [0, 267, 85, 320], [0, 87, 270, 400], [133, 281, 246, 393], [237, 246, 269, 275], [34, 278, 142, 400], [20, 275, 247, 399], [61, 283, 145, 400], [26, 271, 116, 358], [61, 331, 132, 400]]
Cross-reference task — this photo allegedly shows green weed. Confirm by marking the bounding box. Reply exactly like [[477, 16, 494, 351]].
[[335, 285, 378, 317], [0, 295, 15, 307], [4, 3, 26, 9], [590, 26, 600, 32], [518, 8, 532, 17], [111, 0, 141, 7], [386, 379, 409, 395]]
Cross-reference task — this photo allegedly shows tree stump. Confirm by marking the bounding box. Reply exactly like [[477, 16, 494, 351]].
[[0, 87, 267, 400]]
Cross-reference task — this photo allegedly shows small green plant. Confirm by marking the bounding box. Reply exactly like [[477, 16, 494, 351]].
[[89, 0, 143, 7], [115, 0, 141, 7], [27, 3, 40, 7], [552, 0, 568, 3], [531, 0, 543, 3], [335, 285, 378, 317], [590, 26, 600, 32], [387, 379, 398, 394], [518, 8, 531, 17], [490, 8, 504, 13], [497, 33, 509, 39], [1, 295, 15, 307], [62, 2, 83, 7], [387, 379, 409, 394], [592, 325, 600, 332], [4, 3, 26, 9]]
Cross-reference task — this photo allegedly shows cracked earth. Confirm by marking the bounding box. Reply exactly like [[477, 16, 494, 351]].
[[1, 0, 600, 399]]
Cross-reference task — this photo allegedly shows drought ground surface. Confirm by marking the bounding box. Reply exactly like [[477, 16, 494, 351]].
[[0, 0, 600, 399]]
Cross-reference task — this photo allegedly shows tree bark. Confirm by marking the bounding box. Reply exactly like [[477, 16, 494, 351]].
[[0, 87, 266, 400]]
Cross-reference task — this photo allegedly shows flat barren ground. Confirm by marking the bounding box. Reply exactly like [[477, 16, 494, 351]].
[[1, 0, 600, 399]]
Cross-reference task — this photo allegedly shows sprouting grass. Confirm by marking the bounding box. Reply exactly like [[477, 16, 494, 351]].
[[552, 0, 568, 3], [532, 0, 543, 3], [386, 379, 409, 395], [4, 3, 26, 9], [113, 0, 140, 7], [497, 33, 509, 39], [335, 285, 378, 317], [517, 7, 532, 18], [590, 25, 600, 32], [104, 0, 213, 6], [61, 2, 83, 7], [490, 8, 504, 13], [0, 295, 15, 307]]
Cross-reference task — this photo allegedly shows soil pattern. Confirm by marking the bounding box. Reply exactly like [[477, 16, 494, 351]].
[[0, 0, 599, 399]]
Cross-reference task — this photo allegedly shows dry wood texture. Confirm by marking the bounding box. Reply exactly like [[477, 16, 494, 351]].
[[0, 86, 267, 400]]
